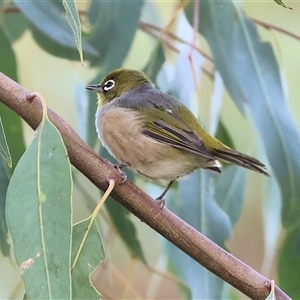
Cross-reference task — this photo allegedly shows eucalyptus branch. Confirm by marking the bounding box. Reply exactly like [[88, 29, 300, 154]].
[[0, 72, 290, 300], [251, 17, 300, 42]]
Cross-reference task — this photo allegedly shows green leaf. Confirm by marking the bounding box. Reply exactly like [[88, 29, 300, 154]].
[[0, 115, 12, 168], [0, 104, 26, 171], [278, 227, 300, 299], [0, 28, 26, 171], [71, 218, 104, 299], [105, 199, 147, 263], [14, 0, 97, 57], [62, 0, 83, 63], [273, 0, 292, 9], [215, 165, 247, 226], [143, 42, 165, 83], [0, 157, 10, 257], [166, 171, 231, 299], [215, 121, 235, 150], [1, 6, 28, 43], [87, 0, 144, 68], [6, 109, 73, 299], [187, 1, 300, 227], [0, 27, 18, 80]]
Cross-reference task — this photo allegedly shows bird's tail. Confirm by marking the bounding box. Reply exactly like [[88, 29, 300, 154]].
[[212, 148, 270, 176]]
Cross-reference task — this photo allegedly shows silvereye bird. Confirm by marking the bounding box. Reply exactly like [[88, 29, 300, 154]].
[[86, 69, 269, 200]]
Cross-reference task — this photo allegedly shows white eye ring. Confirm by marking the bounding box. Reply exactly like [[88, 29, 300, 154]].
[[103, 79, 115, 91]]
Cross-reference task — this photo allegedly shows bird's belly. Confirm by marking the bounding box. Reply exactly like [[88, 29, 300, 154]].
[[96, 106, 214, 182]]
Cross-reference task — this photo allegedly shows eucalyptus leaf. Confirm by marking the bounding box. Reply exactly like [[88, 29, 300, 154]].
[[273, 0, 292, 9], [86, 0, 144, 68], [278, 227, 300, 299], [105, 199, 147, 263], [71, 218, 104, 299], [0, 115, 11, 168], [62, 0, 83, 63], [186, 1, 300, 227], [215, 165, 247, 226], [0, 158, 10, 257], [166, 171, 231, 299], [2, 8, 28, 43], [143, 42, 165, 83], [215, 121, 235, 150], [6, 110, 72, 299], [14, 0, 97, 57]]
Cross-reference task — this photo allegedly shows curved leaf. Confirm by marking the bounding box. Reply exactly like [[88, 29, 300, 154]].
[[278, 227, 300, 299], [0, 115, 11, 167], [71, 219, 104, 299], [62, 0, 83, 63], [0, 158, 10, 256], [14, 0, 97, 57]]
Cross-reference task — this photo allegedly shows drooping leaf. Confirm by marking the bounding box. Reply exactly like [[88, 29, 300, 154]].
[[0, 157, 10, 256], [209, 71, 224, 135], [0, 115, 11, 168], [1, 5, 28, 43], [166, 171, 231, 299], [71, 218, 104, 299], [143, 42, 165, 83], [87, 0, 144, 68], [62, 0, 83, 63], [278, 227, 300, 299], [0, 28, 25, 170], [14, 0, 97, 58], [6, 108, 73, 299], [105, 199, 147, 263], [215, 121, 235, 150], [273, 0, 292, 9], [186, 1, 300, 227], [215, 165, 247, 226], [0, 27, 18, 81]]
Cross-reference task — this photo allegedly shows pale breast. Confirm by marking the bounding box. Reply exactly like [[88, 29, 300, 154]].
[[95, 104, 218, 182]]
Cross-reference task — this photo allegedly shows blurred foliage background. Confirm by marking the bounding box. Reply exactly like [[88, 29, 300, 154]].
[[0, 0, 300, 299]]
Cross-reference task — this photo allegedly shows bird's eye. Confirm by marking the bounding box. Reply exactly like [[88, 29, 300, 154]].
[[103, 79, 115, 92]]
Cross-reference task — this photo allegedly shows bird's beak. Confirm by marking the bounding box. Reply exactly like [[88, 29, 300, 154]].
[[86, 84, 103, 92]]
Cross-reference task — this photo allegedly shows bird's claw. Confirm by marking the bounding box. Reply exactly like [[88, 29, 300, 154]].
[[114, 163, 127, 184], [154, 197, 165, 209]]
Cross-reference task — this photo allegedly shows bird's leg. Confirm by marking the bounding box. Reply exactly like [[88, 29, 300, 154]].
[[155, 180, 175, 208], [114, 162, 127, 184]]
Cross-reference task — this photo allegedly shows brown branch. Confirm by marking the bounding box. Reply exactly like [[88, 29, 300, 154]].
[[251, 17, 300, 42], [0, 72, 290, 300]]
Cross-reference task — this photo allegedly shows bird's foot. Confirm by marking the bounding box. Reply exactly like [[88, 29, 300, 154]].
[[114, 162, 127, 184], [154, 196, 166, 209]]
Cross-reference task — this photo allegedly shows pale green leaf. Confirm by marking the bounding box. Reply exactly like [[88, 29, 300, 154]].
[[71, 218, 104, 299], [62, 0, 83, 63], [6, 111, 73, 299]]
